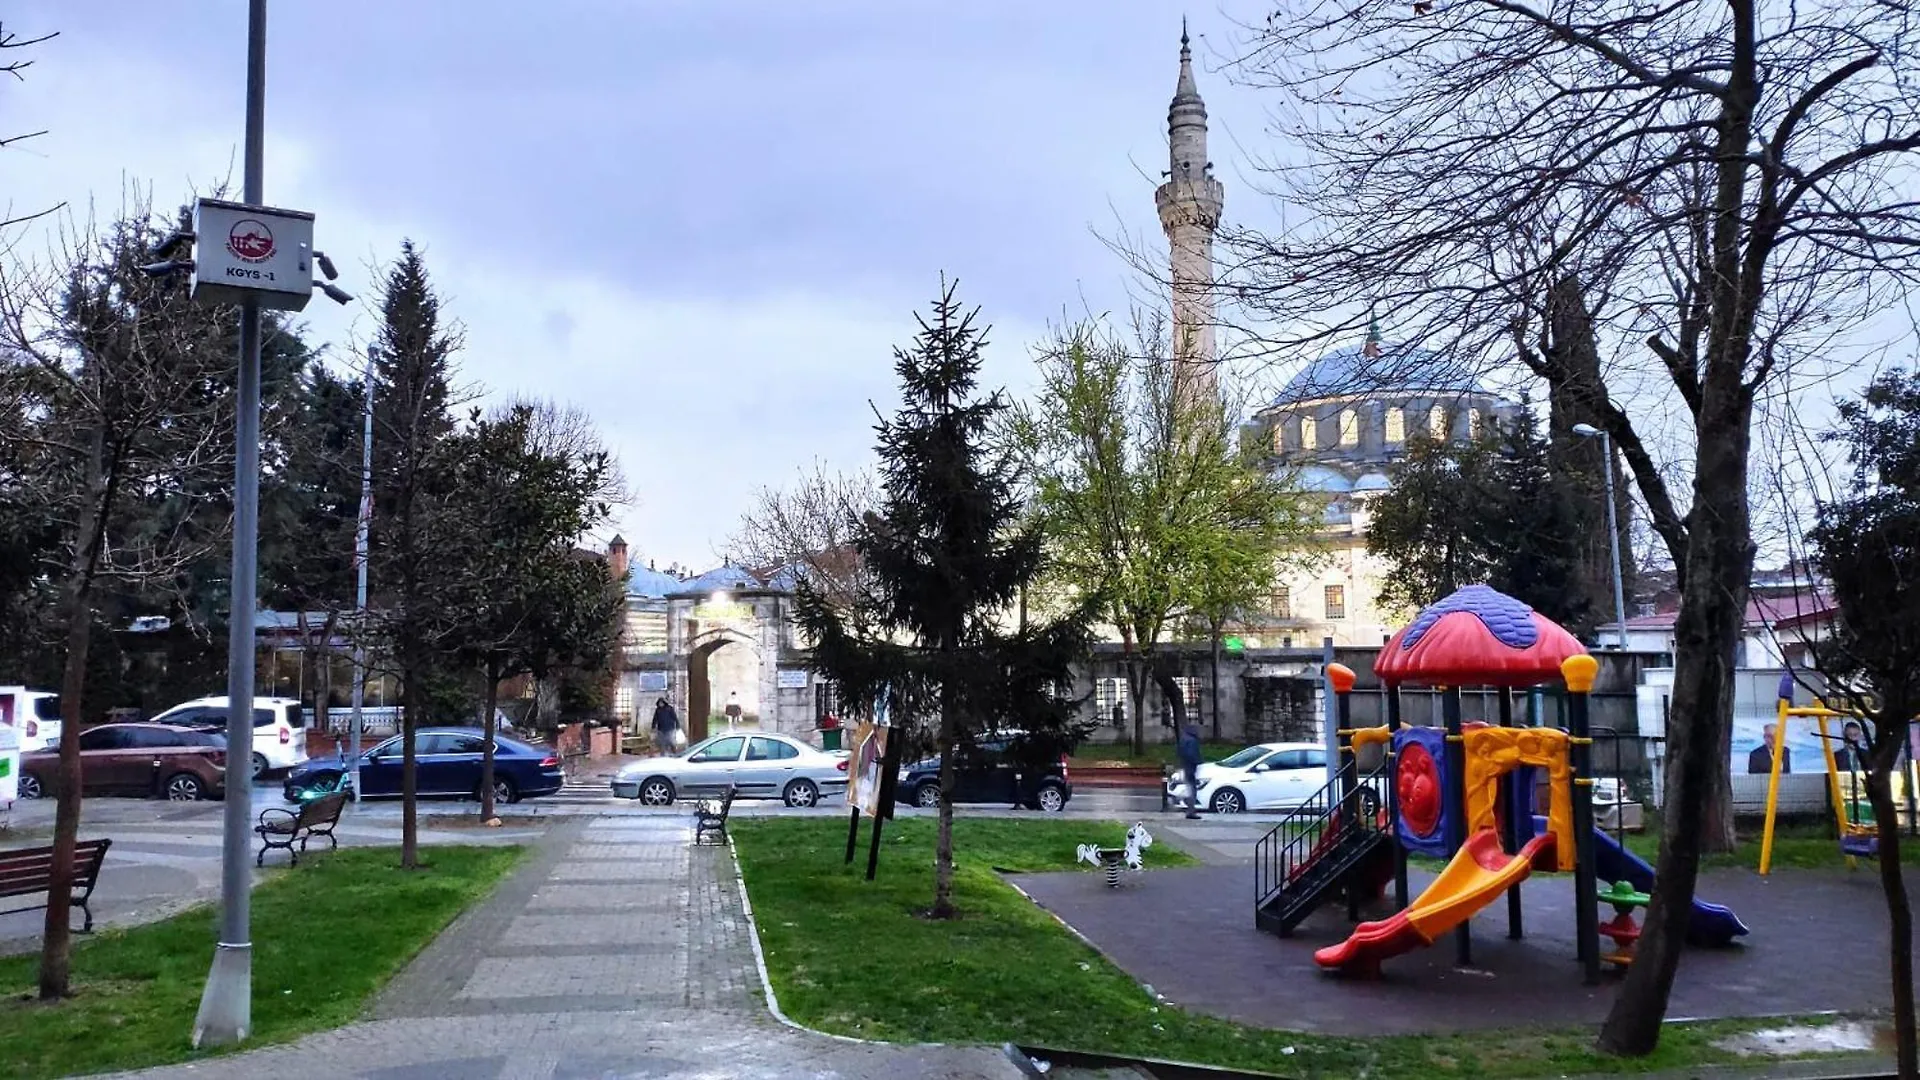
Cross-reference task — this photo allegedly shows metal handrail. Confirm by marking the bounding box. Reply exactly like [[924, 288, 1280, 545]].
[[1254, 758, 1391, 911]]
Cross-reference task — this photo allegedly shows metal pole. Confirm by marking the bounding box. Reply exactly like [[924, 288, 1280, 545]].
[[194, 0, 266, 1048], [1600, 431, 1629, 650], [348, 356, 373, 799]]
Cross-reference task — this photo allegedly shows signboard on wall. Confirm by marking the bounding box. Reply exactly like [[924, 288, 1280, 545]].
[[637, 671, 668, 693], [776, 669, 808, 690]]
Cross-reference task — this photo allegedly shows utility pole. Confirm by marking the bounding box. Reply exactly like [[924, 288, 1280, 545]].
[[349, 354, 374, 799], [193, 0, 267, 1047]]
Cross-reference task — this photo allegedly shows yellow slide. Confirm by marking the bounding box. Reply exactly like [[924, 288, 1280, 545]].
[[1316, 828, 1557, 976]]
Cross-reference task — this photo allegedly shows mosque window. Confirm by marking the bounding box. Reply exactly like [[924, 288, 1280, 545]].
[[1429, 406, 1448, 439], [1324, 584, 1348, 620], [1300, 415, 1318, 450], [1272, 586, 1292, 619], [1468, 408, 1484, 439], [1339, 409, 1359, 447], [1385, 407, 1406, 444]]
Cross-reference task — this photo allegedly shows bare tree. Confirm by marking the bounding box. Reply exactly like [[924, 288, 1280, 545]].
[[0, 206, 236, 998], [1208, 0, 1920, 1056], [725, 461, 878, 609], [2, 22, 62, 229]]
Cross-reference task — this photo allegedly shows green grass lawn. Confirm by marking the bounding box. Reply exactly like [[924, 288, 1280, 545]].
[[732, 817, 1869, 1079], [1618, 814, 1920, 871], [0, 845, 522, 1080]]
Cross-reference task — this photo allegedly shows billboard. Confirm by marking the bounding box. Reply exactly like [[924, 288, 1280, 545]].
[[0, 695, 16, 805]]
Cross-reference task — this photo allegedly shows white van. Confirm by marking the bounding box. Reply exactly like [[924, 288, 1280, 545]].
[[149, 696, 307, 780], [0, 688, 63, 753]]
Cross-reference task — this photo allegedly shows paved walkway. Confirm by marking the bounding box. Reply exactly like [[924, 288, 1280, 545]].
[[107, 815, 1023, 1079]]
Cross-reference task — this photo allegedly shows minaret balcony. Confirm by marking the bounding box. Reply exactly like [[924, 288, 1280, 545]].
[[1155, 177, 1225, 220]]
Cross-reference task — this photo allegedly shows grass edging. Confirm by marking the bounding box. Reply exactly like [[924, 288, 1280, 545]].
[[724, 830, 870, 1046]]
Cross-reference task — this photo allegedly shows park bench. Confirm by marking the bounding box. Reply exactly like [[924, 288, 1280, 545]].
[[0, 838, 112, 932], [255, 790, 348, 866], [694, 786, 737, 847]]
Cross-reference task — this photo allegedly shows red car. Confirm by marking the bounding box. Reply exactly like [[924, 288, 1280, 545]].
[[19, 722, 229, 801]]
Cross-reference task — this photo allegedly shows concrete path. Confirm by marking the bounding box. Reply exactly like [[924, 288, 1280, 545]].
[[105, 815, 1024, 1079]]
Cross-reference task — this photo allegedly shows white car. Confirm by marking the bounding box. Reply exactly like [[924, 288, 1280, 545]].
[[0, 688, 63, 753], [149, 696, 308, 780], [1167, 741, 1375, 814], [612, 732, 850, 808]]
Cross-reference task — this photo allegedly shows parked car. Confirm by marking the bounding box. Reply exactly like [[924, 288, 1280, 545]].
[[612, 732, 849, 808], [150, 696, 308, 780], [0, 687, 63, 753], [283, 727, 563, 804], [894, 733, 1074, 812], [19, 723, 228, 801], [1166, 741, 1380, 815]]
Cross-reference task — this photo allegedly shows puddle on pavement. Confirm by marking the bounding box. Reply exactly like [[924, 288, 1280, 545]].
[[1714, 1019, 1880, 1057]]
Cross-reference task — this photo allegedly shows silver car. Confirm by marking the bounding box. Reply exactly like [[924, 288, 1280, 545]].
[[611, 732, 849, 808]]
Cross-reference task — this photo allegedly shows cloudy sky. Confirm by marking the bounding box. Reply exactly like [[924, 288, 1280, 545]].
[[6, 2, 1291, 573]]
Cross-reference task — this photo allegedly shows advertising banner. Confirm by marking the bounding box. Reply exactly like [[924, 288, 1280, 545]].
[[0, 695, 17, 805], [848, 720, 889, 818]]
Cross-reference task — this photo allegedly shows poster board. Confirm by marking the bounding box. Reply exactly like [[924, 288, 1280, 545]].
[[847, 719, 890, 818], [0, 695, 17, 805]]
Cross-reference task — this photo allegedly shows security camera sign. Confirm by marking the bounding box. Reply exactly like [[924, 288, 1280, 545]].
[[191, 198, 316, 312]]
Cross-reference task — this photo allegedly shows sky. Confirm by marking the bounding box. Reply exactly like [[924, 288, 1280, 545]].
[[4, 2, 1288, 573]]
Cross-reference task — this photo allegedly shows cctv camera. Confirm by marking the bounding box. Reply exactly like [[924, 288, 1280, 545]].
[[317, 282, 354, 305], [138, 258, 194, 277], [313, 250, 339, 281], [149, 229, 196, 259]]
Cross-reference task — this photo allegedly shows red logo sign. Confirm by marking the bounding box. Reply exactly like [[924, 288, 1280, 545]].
[[227, 219, 275, 263]]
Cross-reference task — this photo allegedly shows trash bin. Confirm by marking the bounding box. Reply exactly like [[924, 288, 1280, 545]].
[[820, 727, 842, 752]]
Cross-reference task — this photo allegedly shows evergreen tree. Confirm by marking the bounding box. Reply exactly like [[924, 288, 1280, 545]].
[[1487, 408, 1590, 635], [794, 281, 1090, 918]]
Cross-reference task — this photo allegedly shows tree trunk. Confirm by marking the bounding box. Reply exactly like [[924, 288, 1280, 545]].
[[1209, 622, 1223, 741], [1154, 665, 1189, 730], [930, 685, 959, 919], [39, 435, 111, 1001], [400, 671, 422, 869], [1597, 374, 1754, 1055], [1126, 656, 1148, 760], [1869, 739, 1918, 1079], [480, 663, 500, 820]]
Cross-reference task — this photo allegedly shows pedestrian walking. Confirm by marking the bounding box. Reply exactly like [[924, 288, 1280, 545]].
[[724, 691, 743, 731], [650, 697, 681, 754], [1177, 721, 1204, 819]]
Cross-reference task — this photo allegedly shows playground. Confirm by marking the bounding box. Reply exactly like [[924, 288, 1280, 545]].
[[1016, 583, 1911, 1037]]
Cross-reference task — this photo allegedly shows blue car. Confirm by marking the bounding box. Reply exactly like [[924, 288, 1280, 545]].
[[283, 727, 563, 805]]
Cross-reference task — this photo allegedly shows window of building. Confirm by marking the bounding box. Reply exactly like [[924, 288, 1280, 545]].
[[1339, 409, 1359, 447], [614, 685, 635, 722], [1385, 406, 1406, 444], [1272, 586, 1292, 619], [625, 610, 668, 653], [1325, 584, 1348, 619], [1300, 415, 1318, 450], [1429, 406, 1448, 439], [1095, 678, 1128, 724], [1164, 676, 1201, 723], [1468, 408, 1483, 439]]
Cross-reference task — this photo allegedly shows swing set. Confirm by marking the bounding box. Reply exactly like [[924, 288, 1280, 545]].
[[1758, 672, 1920, 874]]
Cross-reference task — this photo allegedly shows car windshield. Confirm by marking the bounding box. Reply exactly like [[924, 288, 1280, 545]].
[[1217, 746, 1272, 769]]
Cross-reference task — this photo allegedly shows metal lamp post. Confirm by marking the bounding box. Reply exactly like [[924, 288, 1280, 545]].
[[349, 355, 374, 800], [1572, 423, 1629, 650]]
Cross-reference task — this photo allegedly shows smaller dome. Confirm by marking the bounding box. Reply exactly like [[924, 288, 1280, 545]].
[[675, 565, 761, 596], [626, 565, 683, 599], [1352, 472, 1392, 493], [1286, 465, 1353, 493]]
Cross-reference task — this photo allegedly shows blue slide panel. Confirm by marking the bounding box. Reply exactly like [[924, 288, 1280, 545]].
[[1534, 816, 1751, 946]]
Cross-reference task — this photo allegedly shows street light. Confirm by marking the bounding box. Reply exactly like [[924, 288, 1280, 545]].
[[1572, 423, 1629, 650]]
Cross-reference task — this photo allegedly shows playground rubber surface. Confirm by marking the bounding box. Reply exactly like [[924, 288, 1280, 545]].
[[1014, 861, 1913, 1036]]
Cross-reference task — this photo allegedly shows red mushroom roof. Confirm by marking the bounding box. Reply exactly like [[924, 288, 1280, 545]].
[[1374, 585, 1589, 687]]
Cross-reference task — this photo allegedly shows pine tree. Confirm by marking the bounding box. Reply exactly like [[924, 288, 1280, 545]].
[[794, 281, 1091, 918], [1488, 407, 1591, 635]]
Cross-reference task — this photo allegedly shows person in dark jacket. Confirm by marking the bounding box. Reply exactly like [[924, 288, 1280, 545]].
[[650, 697, 680, 753], [1177, 722, 1204, 819]]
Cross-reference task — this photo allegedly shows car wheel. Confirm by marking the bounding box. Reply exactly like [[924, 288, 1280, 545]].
[[914, 782, 941, 809], [491, 776, 518, 805], [1210, 787, 1244, 814], [166, 773, 205, 801], [1033, 782, 1067, 813], [18, 773, 42, 799], [249, 752, 269, 780], [783, 778, 820, 808], [638, 777, 676, 806]]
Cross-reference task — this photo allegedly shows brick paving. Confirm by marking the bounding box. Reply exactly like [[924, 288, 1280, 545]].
[[107, 813, 1024, 1079]]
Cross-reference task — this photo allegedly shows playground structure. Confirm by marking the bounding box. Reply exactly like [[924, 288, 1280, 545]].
[[1252, 584, 1750, 983], [1759, 673, 1920, 873]]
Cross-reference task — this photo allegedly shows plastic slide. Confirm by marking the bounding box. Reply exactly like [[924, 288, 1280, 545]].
[[1579, 822, 1750, 946], [1314, 828, 1556, 976]]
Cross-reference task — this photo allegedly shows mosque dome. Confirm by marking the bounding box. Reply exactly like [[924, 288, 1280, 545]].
[[1271, 343, 1488, 407]]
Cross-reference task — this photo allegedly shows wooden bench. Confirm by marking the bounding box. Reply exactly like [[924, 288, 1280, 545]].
[[694, 786, 736, 847], [0, 839, 112, 932], [255, 791, 348, 866]]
